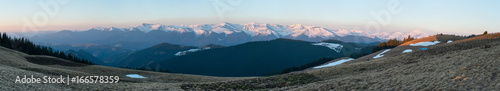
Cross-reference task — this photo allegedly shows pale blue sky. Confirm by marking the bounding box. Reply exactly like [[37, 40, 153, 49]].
[[0, 0, 498, 34]]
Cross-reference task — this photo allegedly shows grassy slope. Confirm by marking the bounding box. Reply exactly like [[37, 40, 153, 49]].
[[283, 33, 500, 90], [182, 33, 500, 90], [0, 46, 250, 90], [347, 35, 467, 64]]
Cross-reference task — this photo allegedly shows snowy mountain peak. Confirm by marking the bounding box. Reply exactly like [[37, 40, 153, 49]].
[[90, 27, 108, 31], [372, 30, 430, 40], [90, 27, 123, 32], [109, 27, 125, 31], [133, 23, 164, 32]]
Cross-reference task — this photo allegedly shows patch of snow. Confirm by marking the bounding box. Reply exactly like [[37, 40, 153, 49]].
[[126, 74, 146, 78], [313, 58, 355, 69], [312, 42, 343, 52], [402, 49, 413, 53], [447, 40, 453, 43], [187, 49, 200, 52], [174, 52, 183, 56], [410, 41, 440, 46], [373, 49, 391, 59], [175, 48, 208, 56]]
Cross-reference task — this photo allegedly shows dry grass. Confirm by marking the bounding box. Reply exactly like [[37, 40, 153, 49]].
[[349, 35, 466, 64], [0, 46, 250, 90], [276, 34, 500, 90], [181, 73, 320, 90], [456, 32, 500, 43], [180, 34, 499, 90]]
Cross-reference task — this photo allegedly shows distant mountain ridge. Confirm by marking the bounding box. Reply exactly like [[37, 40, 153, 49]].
[[88, 22, 429, 40], [29, 22, 429, 49]]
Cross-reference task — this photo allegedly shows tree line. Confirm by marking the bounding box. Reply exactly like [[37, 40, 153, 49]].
[[372, 35, 415, 53], [0, 32, 95, 65]]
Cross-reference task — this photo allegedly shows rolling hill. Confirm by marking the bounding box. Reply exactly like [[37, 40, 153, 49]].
[[66, 49, 107, 65], [147, 38, 376, 77]]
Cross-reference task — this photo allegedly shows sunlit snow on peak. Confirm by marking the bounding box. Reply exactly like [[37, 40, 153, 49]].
[[86, 22, 430, 40]]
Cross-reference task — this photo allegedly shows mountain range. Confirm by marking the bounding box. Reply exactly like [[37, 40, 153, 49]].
[[27, 22, 430, 50]]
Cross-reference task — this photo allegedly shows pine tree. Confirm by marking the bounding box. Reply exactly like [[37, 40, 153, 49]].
[[0, 32, 3, 46], [41, 46, 48, 55], [59, 51, 67, 59], [67, 53, 74, 61], [73, 56, 78, 62], [402, 35, 415, 43], [35, 45, 41, 55], [48, 48, 54, 56], [2, 32, 12, 49], [484, 31, 488, 35]]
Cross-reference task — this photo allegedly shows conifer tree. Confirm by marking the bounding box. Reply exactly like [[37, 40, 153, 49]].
[[0, 32, 3, 45], [67, 53, 74, 61], [59, 51, 67, 59], [2, 32, 12, 48]]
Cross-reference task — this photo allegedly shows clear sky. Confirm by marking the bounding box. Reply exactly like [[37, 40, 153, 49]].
[[0, 0, 498, 34]]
